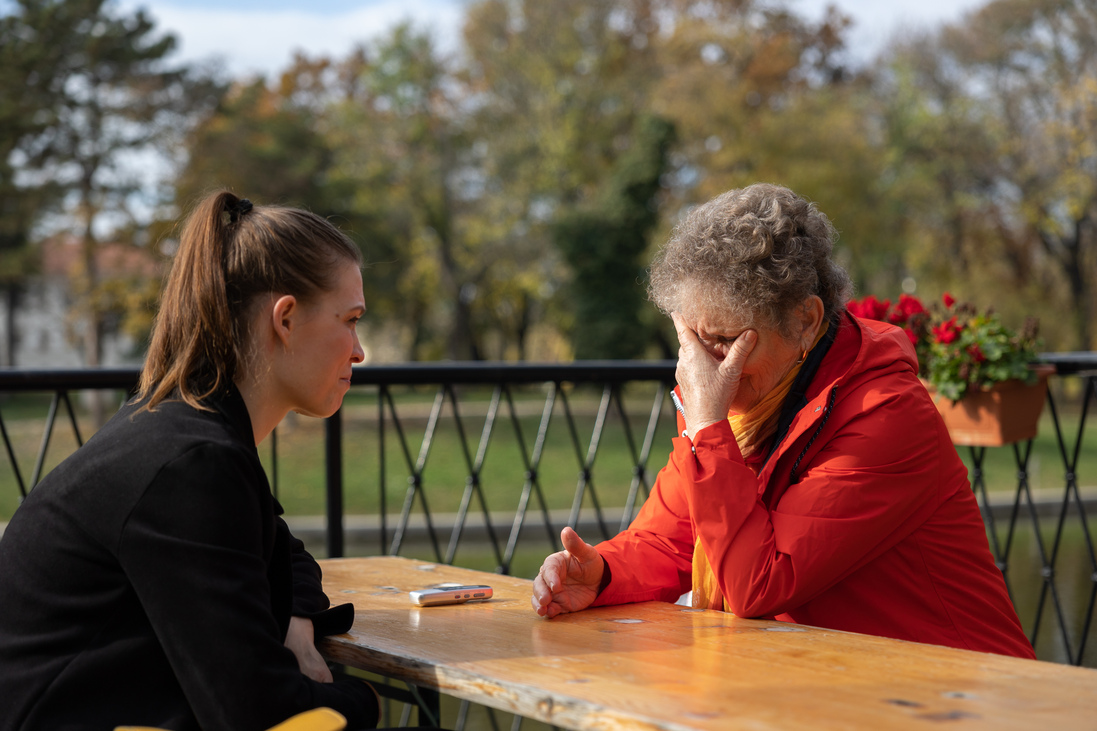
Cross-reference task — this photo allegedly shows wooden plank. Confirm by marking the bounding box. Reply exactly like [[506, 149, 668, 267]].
[[318, 556, 1097, 731]]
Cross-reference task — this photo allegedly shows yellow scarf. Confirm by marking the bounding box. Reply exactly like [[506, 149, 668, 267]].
[[691, 321, 829, 611]]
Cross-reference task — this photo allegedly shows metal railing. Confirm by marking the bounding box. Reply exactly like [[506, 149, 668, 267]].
[[0, 356, 1095, 674], [327, 362, 676, 570]]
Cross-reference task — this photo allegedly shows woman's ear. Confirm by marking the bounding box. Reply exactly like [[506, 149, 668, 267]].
[[270, 294, 298, 348], [798, 295, 825, 348]]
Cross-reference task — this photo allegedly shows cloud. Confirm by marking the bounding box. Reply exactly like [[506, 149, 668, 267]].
[[124, 0, 466, 78], [121, 0, 988, 78], [790, 0, 987, 61]]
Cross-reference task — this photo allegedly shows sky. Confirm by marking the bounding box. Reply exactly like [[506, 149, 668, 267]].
[[118, 0, 992, 80]]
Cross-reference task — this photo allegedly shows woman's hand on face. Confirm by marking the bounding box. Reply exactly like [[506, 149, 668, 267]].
[[671, 311, 758, 439], [285, 616, 333, 683], [531, 527, 604, 619]]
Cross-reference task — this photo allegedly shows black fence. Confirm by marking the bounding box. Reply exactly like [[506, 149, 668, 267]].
[[0, 356, 1095, 671]]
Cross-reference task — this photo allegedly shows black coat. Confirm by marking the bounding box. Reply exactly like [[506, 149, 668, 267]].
[[0, 387, 377, 730]]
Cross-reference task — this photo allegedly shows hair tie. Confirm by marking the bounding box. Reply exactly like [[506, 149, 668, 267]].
[[228, 198, 253, 223]]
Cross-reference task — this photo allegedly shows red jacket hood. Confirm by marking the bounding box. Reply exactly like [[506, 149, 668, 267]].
[[755, 312, 921, 497], [814, 312, 920, 398]]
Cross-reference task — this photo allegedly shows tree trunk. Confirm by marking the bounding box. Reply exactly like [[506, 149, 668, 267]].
[[434, 224, 481, 361], [1038, 219, 1094, 351], [1064, 246, 1093, 350], [515, 292, 531, 362], [1, 286, 17, 367], [79, 181, 105, 426]]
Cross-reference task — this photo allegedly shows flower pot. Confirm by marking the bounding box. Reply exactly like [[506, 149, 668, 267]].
[[922, 364, 1056, 447]]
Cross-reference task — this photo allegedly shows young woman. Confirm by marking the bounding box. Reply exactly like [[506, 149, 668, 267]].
[[0, 192, 381, 730]]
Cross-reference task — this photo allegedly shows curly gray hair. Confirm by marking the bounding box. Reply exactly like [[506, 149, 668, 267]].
[[649, 183, 851, 336]]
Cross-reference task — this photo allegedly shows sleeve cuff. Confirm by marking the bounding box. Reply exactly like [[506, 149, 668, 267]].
[[597, 556, 613, 596], [301, 602, 355, 638]]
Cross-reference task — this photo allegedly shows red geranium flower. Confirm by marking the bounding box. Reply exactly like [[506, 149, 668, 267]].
[[846, 290, 1042, 401], [848, 295, 890, 321], [888, 293, 927, 326], [932, 317, 961, 345]]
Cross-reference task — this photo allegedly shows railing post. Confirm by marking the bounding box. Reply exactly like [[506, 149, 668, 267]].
[[325, 409, 344, 558]]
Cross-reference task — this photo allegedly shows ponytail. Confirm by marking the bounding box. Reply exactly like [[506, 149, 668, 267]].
[[138, 191, 361, 411]]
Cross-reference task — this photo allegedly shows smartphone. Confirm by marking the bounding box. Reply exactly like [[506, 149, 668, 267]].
[[409, 585, 493, 606]]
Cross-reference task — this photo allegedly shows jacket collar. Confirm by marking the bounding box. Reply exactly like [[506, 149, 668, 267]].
[[756, 311, 919, 488], [207, 383, 258, 450], [810, 310, 921, 399]]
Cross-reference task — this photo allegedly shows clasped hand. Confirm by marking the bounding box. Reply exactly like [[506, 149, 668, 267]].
[[285, 616, 333, 683]]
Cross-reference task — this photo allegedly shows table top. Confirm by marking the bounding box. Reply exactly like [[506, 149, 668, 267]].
[[318, 556, 1097, 731]]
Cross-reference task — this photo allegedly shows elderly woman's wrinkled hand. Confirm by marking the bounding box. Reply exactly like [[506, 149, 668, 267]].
[[671, 311, 757, 439], [531, 527, 604, 619]]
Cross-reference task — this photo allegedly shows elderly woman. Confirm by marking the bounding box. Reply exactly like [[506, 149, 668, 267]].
[[532, 183, 1034, 659]]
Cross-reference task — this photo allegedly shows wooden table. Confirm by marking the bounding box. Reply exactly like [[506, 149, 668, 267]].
[[318, 556, 1097, 730]]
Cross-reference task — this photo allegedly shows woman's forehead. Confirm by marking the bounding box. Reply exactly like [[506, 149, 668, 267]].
[[674, 280, 738, 320], [681, 301, 751, 332]]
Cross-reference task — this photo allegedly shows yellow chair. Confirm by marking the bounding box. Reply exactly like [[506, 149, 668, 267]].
[[268, 707, 346, 731], [116, 706, 346, 731]]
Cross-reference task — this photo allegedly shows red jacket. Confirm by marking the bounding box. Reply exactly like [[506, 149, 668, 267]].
[[594, 313, 1035, 658]]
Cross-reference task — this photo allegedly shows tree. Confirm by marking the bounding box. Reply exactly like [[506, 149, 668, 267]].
[[178, 76, 335, 213], [324, 25, 495, 360], [0, 0, 79, 364], [461, 0, 665, 359], [2, 0, 222, 405], [645, 2, 901, 288], [880, 0, 1097, 349], [168, 0, 918, 362], [553, 115, 675, 358], [463, 0, 888, 356]]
